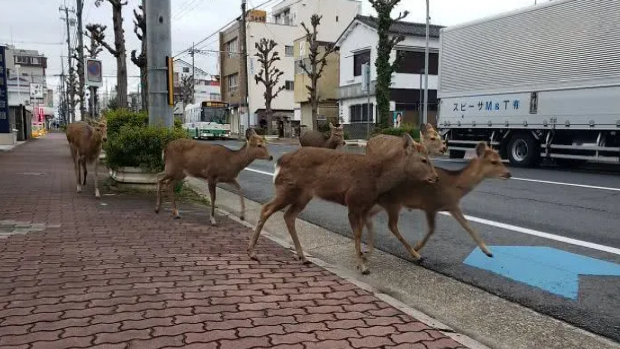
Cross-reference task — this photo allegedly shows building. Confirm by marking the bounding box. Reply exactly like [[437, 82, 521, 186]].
[[293, 37, 340, 130], [3, 46, 48, 107], [172, 59, 220, 118], [335, 16, 443, 138], [219, 0, 361, 136]]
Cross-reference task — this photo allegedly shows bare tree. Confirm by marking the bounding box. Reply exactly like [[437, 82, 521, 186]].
[[66, 66, 78, 118], [369, 0, 408, 128], [254, 38, 285, 134], [299, 14, 337, 130], [130, 0, 147, 111], [93, 0, 128, 109], [176, 75, 194, 122]]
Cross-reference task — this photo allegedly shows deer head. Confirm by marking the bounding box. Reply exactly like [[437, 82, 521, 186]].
[[475, 142, 511, 180], [420, 123, 446, 156], [401, 134, 439, 184], [246, 128, 273, 161]]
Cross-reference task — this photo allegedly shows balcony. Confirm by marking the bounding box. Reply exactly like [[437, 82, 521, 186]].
[[336, 81, 376, 100]]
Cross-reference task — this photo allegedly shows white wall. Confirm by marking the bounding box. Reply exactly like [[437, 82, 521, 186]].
[[247, 22, 298, 117], [338, 21, 440, 90], [272, 0, 362, 42]]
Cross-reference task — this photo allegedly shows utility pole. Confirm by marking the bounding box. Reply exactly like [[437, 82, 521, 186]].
[[239, 0, 250, 134], [60, 58, 67, 124], [60, 5, 75, 123], [146, 0, 173, 127], [191, 42, 195, 104], [75, 0, 86, 119], [422, 0, 430, 125]]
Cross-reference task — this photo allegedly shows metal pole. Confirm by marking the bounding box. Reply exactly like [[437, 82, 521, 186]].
[[419, 69, 423, 127], [60, 6, 75, 123], [366, 90, 370, 139], [15, 65, 21, 106], [76, 0, 86, 119], [146, 0, 173, 128], [422, 0, 430, 125], [191, 41, 195, 104], [240, 0, 250, 133]]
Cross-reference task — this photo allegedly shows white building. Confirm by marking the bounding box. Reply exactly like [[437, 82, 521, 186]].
[[3, 46, 48, 107], [173, 59, 221, 116], [335, 15, 443, 138], [220, 0, 361, 136]]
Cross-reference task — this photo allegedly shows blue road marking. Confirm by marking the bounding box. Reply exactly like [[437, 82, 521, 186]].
[[463, 246, 620, 299]]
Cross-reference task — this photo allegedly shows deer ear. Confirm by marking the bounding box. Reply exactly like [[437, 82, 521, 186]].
[[420, 123, 428, 135], [401, 133, 414, 149], [329, 122, 334, 129], [475, 141, 488, 157]]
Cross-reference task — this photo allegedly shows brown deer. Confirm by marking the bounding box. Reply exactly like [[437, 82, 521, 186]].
[[155, 128, 273, 225], [367, 124, 447, 158], [247, 133, 439, 274], [363, 141, 511, 259], [299, 122, 346, 149], [65, 117, 108, 198]]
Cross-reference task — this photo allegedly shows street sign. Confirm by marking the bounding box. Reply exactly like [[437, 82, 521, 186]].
[[361, 63, 370, 93], [0, 46, 9, 133], [464, 246, 620, 299], [29, 83, 44, 99], [85, 58, 103, 87]]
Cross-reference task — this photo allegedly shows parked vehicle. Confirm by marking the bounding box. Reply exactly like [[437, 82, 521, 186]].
[[436, 0, 620, 168]]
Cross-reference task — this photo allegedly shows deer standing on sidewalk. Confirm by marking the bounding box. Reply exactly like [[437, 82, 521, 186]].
[[247, 133, 439, 274], [363, 140, 511, 258], [65, 117, 108, 198], [155, 129, 273, 225], [299, 122, 346, 149]]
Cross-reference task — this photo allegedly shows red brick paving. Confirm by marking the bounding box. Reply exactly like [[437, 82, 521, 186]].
[[0, 133, 469, 349]]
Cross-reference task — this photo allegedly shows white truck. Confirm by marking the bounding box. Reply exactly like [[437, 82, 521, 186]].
[[436, 0, 620, 167]]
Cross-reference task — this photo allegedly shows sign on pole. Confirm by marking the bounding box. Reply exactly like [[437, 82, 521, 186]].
[[0, 46, 9, 133], [29, 83, 44, 99], [85, 58, 103, 87]]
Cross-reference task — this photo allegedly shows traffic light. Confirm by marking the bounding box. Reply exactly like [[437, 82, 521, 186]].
[[166, 56, 174, 106]]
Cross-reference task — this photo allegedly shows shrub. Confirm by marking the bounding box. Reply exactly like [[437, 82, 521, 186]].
[[378, 124, 420, 141], [105, 109, 183, 138]]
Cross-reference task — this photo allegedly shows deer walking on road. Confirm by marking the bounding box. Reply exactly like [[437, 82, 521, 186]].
[[65, 118, 108, 198], [155, 129, 273, 225], [299, 122, 346, 149], [363, 140, 511, 258], [248, 133, 438, 274]]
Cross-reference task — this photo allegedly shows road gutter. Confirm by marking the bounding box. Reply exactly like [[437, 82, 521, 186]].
[[186, 177, 620, 349]]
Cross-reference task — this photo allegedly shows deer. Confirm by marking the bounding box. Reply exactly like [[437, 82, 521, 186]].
[[247, 133, 439, 275], [368, 123, 447, 158], [65, 117, 108, 198], [362, 140, 511, 260], [155, 128, 273, 225], [299, 122, 346, 149]]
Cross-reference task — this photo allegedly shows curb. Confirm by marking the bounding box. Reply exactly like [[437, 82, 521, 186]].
[[192, 183, 490, 349]]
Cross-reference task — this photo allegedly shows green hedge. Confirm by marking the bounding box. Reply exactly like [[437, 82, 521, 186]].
[[377, 124, 420, 141], [104, 110, 187, 172]]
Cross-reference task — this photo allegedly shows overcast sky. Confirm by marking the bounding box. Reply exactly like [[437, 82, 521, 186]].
[[1, 0, 537, 96]]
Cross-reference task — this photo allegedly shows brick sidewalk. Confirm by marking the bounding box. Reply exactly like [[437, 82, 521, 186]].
[[0, 133, 469, 349]]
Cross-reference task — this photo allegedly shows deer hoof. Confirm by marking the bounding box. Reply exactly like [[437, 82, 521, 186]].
[[239, 215, 245, 221], [357, 264, 370, 275], [248, 251, 259, 261], [95, 189, 100, 198], [76, 185, 82, 193], [154, 207, 160, 214], [486, 252, 494, 258]]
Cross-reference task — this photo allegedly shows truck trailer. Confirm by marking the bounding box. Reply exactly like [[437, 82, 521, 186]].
[[436, 0, 620, 167]]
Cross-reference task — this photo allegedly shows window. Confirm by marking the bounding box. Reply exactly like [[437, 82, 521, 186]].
[[349, 103, 374, 123], [182, 67, 190, 73], [227, 74, 238, 92], [210, 92, 221, 100], [225, 38, 238, 57], [285, 81, 294, 90], [353, 50, 371, 77], [285, 46, 294, 57], [31, 57, 40, 65], [395, 50, 439, 75], [14, 56, 27, 64]]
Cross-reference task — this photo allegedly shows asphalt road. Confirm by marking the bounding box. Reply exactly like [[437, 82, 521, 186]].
[[209, 139, 620, 343]]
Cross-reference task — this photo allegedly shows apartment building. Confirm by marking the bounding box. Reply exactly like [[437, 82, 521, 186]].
[[3, 46, 48, 107], [172, 59, 220, 117], [335, 16, 443, 138], [219, 0, 361, 136]]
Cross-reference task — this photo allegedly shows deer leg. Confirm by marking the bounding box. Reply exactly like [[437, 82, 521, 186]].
[[248, 194, 291, 260], [413, 211, 437, 252], [451, 208, 493, 257], [81, 158, 88, 186], [93, 159, 100, 198], [229, 179, 245, 221], [348, 211, 368, 275], [71, 148, 82, 193], [363, 205, 383, 257], [207, 180, 217, 226], [154, 172, 167, 214], [282, 196, 312, 264], [386, 205, 422, 261], [168, 179, 180, 219]]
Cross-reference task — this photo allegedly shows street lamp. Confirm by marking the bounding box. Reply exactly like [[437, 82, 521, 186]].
[[15, 64, 22, 105]]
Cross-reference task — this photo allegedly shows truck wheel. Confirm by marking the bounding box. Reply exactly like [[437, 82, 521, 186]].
[[449, 149, 465, 159], [508, 133, 540, 167]]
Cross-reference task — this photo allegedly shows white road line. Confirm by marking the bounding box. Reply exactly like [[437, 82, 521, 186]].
[[510, 177, 620, 192], [242, 167, 620, 256]]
